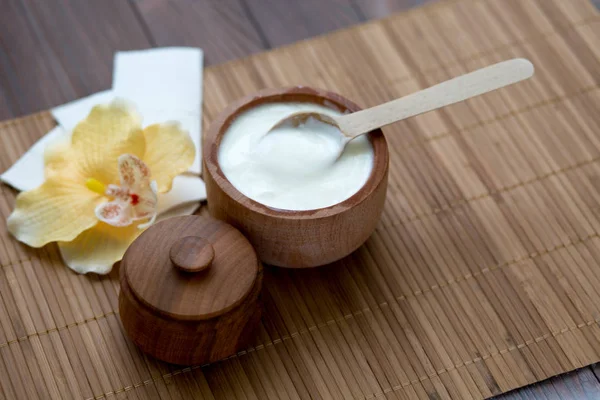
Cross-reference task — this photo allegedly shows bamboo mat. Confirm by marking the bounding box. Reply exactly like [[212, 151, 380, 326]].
[[1, 0, 600, 398]]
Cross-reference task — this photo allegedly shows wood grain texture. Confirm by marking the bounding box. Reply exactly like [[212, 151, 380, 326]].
[[132, 0, 269, 65], [123, 216, 259, 320], [119, 259, 263, 366], [0, 96, 15, 122], [494, 368, 600, 399], [0, 0, 79, 117], [169, 236, 215, 273], [244, 0, 364, 47], [203, 87, 389, 268], [1, 0, 600, 398], [0, 65, 16, 120], [353, 0, 434, 19], [0, 0, 151, 117], [120, 216, 262, 365]]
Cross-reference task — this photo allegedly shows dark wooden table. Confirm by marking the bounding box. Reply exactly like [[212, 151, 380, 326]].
[[2, 0, 600, 398]]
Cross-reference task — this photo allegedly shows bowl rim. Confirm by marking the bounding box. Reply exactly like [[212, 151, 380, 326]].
[[203, 86, 389, 220]]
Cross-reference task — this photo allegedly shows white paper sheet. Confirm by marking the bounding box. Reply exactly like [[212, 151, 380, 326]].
[[113, 48, 202, 112], [0, 126, 67, 191], [113, 47, 203, 173], [157, 174, 206, 215]]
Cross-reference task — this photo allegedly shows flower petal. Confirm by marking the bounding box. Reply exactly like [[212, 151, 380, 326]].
[[7, 179, 103, 247], [133, 180, 158, 222], [95, 201, 132, 227], [44, 135, 86, 182], [118, 154, 150, 189], [71, 100, 146, 185], [142, 122, 195, 192], [58, 222, 143, 274]]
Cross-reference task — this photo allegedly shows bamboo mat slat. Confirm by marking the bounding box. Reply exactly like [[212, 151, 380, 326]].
[[1, 0, 600, 398]]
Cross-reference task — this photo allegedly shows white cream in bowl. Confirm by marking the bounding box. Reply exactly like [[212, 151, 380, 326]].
[[218, 102, 374, 211]]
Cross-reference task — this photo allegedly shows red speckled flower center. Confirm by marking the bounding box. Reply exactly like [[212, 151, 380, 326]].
[[94, 154, 158, 228]]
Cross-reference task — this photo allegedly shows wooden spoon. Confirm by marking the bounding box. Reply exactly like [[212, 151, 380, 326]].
[[268, 58, 534, 152]]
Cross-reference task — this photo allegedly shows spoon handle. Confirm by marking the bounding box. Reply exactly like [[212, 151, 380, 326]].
[[336, 58, 534, 139]]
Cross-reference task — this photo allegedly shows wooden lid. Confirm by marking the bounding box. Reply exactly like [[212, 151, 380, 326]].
[[122, 216, 259, 321]]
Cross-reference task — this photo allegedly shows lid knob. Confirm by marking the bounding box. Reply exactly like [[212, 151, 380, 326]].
[[170, 236, 214, 273]]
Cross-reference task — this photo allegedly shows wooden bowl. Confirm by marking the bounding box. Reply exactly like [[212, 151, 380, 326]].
[[119, 216, 262, 365], [203, 87, 389, 268]]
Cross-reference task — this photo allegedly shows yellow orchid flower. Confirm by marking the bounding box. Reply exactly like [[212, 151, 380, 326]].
[[7, 100, 196, 274]]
